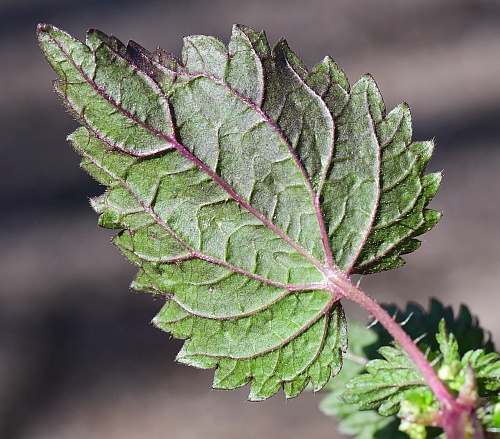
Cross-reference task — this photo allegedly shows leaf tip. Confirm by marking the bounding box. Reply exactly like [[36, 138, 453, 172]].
[[361, 72, 376, 84], [36, 23, 58, 47], [36, 23, 52, 34], [400, 101, 410, 111], [86, 28, 106, 42], [36, 23, 70, 42], [232, 23, 249, 33]]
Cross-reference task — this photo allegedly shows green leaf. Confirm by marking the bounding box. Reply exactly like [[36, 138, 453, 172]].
[[462, 349, 500, 395], [433, 322, 500, 435], [341, 344, 428, 416], [456, 348, 500, 434], [435, 320, 500, 397], [38, 23, 440, 400], [436, 319, 460, 367], [320, 320, 407, 439], [322, 400, 405, 439], [377, 300, 495, 355]]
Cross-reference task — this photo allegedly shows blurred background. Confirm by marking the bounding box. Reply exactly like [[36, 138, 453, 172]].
[[1, 0, 500, 437]]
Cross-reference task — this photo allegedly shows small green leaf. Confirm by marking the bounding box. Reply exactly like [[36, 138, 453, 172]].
[[38, 24, 440, 400], [341, 344, 428, 416], [462, 350, 500, 395], [320, 320, 407, 439], [436, 320, 460, 366], [323, 402, 405, 439]]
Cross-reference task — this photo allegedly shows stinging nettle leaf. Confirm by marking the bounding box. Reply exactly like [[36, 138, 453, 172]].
[[38, 23, 441, 400], [320, 319, 410, 439], [341, 344, 428, 417], [378, 299, 495, 355]]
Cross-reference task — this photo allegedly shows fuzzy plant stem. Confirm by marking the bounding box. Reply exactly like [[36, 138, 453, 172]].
[[332, 272, 473, 439]]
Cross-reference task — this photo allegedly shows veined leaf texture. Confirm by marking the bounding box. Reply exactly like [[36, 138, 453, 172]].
[[38, 24, 440, 400]]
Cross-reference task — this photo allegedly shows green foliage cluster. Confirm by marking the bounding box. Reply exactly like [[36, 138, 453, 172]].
[[321, 303, 500, 438]]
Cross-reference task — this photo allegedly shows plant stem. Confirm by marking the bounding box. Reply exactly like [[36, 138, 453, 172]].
[[331, 272, 472, 438]]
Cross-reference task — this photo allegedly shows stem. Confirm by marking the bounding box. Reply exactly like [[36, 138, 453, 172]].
[[330, 272, 471, 437]]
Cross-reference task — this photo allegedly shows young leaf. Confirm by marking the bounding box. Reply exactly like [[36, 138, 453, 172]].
[[328, 306, 499, 438], [320, 320, 409, 439], [436, 320, 500, 397], [341, 344, 428, 416], [37, 24, 440, 400], [462, 349, 500, 395]]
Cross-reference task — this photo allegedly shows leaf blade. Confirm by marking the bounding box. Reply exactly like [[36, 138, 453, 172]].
[[38, 25, 176, 156], [39, 23, 442, 400]]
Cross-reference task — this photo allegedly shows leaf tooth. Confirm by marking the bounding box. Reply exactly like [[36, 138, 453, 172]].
[[377, 102, 412, 150], [182, 34, 228, 80], [177, 351, 218, 370], [272, 38, 309, 81], [213, 359, 250, 390], [308, 56, 350, 117], [248, 377, 281, 402], [226, 24, 268, 106], [351, 74, 386, 122], [153, 46, 183, 71], [283, 374, 309, 398]]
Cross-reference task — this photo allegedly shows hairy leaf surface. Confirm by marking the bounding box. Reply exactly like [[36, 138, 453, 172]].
[[38, 23, 440, 400], [341, 344, 427, 416], [320, 320, 407, 439]]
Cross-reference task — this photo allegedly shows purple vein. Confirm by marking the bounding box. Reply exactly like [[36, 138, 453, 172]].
[[184, 296, 340, 360], [196, 70, 341, 276], [199, 73, 314, 188], [344, 84, 382, 274], [379, 105, 408, 150], [53, 30, 338, 282], [168, 136, 331, 276], [48, 31, 176, 156], [73, 130, 314, 291], [354, 223, 419, 271], [98, 36, 336, 278], [231, 32, 266, 108], [170, 282, 337, 321], [135, 44, 335, 274], [282, 53, 337, 273]]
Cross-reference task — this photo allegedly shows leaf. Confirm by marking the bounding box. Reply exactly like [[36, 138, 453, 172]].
[[436, 319, 460, 366], [378, 300, 495, 355], [451, 346, 500, 434], [436, 320, 500, 397], [320, 320, 408, 439], [341, 344, 428, 416], [38, 23, 440, 400], [321, 320, 439, 439], [462, 349, 500, 395], [322, 400, 405, 439], [320, 302, 499, 438], [327, 306, 499, 438]]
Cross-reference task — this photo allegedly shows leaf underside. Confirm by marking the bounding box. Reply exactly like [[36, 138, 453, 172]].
[[38, 23, 441, 400], [341, 344, 428, 417]]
